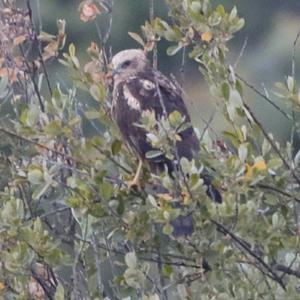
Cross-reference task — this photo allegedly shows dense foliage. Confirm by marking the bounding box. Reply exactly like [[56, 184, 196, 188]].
[[0, 0, 299, 299]]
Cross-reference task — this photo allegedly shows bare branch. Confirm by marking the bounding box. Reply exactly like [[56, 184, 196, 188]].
[[211, 219, 287, 290], [236, 73, 292, 121], [234, 37, 248, 69]]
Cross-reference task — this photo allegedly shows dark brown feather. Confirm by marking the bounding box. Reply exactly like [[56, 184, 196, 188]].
[[112, 69, 199, 174]]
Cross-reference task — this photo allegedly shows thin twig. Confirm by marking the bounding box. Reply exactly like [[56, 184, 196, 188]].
[[102, 1, 113, 45], [27, 0, 53, 97], [0, 127, 87, 167], [180, 46, 186, 84], [198, 112, 215, 143], [149, 0, 157, 69], [242, 101, 300, 186], [72, 216, 89, 299], [39, 207, 71, 220], [257, 183, 300, 204], [19, 45, 45, 112], [30, 266, 55, 300], [236, 73, 292, 120], [275, 263, 300, 279], [211, 219, 286, 290], [290, 29, 300, 160], [2, 127, 131, 188], [91, 233, 107, 298], [95, 0, 113, 73], [92, 143, 132, 174], [234, 37, 248, 69], [292, 29, 300, 78]]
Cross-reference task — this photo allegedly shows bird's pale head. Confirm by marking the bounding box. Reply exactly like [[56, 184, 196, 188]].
[[111, 49, 150, 82]]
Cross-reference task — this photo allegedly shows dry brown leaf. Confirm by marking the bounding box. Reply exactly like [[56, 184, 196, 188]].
[[201, 31, 213, 42], [79, 2, 101, 22], [42, 40, 59, 61], [0, 67, 19, 83], [13, 35, 27, 46], [157, 193, 173, 201], [29, 263, 57, 300], [87, 41, 100, 57]]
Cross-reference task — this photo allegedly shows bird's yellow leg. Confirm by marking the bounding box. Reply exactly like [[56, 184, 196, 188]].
[[127, 159, 143, 189]]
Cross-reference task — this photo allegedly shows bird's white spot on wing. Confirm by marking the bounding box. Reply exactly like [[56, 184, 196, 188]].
[[140, 79, 155, 90], [142, 109, 155, 118], [126, 76, 137, 82], [123, 84, 141, 110]]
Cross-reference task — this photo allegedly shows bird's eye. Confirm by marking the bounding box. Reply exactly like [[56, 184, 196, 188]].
[[121, 60, 131, 69]]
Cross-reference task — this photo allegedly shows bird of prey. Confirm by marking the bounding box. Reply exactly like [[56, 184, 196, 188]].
[[111, 49, 221, 235]]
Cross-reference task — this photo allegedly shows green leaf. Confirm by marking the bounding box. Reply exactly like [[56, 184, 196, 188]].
[[162, 264, 173, 277], [147, 195, 158, 208], [71, 56, 80, 69], [264, 194, 278, 206], [55, 283, 65, 300], [268, 157, 283, 169], [168, 110, 183, 127], [44, 120, 62, 136], [116, 198, 125, 215], [191, 1, 202, 13], [180, 157, 191, 174], [233, 18, 245, 32], [287, 76, 295, 92], [146, 150, 163, 159], [100, 182, 113, 200], [167, 44, 183, 56], [90, 83, 106, 101], [143, 294, 160, 300], [221, 82, 230, 100], [163, 223, 173, 235], [272, 213, 279, 227], [236, 79, 243, 96], [66, 196, 81, 208], [0, 76, 8, 94], [274, 81, 286, 90], [238, 143, 248, 162], [111, 139, 122, 155], [227, 89, 243, 121], [28, 169, 44, 185], [69, 116, 81, 126], [69, 43, 76, 57], [124, 268, 145, 289], [128, 32, 145, 47], [89, 203, 106, 218], [229, 6, 237, 21], [262, 138, 271, 156], [84, 110, 100, 120], [125, 251, 137, 269], [216, 4, 226, 15]]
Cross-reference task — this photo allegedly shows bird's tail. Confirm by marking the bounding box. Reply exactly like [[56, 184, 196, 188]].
[[170, 213, 194, 237], [202, 174, 222, 204], [171, 174, 222, 237]]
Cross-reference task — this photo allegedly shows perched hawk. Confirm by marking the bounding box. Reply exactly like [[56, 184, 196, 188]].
[[111, 49, 221, 235]]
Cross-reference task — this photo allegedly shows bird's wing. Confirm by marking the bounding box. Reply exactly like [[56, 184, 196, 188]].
[[123, 71, 194, 124], [124, 70, 199, 160], [125, 70, 190, 119]]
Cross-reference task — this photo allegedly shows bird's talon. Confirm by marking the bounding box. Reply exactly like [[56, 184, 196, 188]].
[[126, 159, 143, 190], [127, 178, 141, 190]]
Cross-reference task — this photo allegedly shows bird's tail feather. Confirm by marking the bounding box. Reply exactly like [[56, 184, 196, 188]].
[[170, 213, 194, 237], [170, 174, 222, 237]]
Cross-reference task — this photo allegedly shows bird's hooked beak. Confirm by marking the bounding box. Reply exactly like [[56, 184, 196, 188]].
[[111, 64, 121, 76]]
